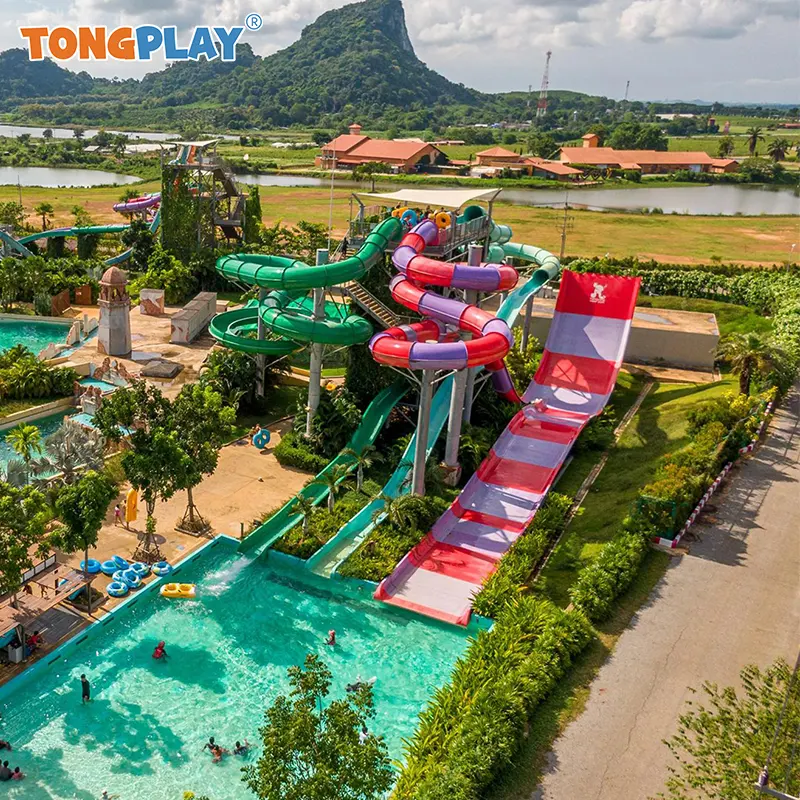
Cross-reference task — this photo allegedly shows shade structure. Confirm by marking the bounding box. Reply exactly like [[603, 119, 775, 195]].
[[353, 187, 502, 211]]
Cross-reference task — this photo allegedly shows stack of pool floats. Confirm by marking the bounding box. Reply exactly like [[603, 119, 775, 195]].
[[80, 555, 174, 598]]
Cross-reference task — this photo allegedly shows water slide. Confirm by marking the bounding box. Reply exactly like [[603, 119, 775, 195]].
[[210, 216, 403, 356], [374, 270, 641, 625], [113, 193, 161, 214], [307, 221, 562, 578], [238, 379, 409, 556]]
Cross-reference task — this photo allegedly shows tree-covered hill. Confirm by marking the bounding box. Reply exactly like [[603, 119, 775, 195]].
[[0, 48, 97, 102]]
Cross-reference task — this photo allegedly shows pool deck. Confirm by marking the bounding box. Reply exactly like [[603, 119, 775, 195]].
[[63, 304, 217, 399]]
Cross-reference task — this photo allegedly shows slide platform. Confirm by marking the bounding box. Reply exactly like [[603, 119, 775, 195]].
[[374, 270, 641, 625]]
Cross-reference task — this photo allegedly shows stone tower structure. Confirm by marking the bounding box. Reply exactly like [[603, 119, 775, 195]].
[[97, 266, 131, 356]]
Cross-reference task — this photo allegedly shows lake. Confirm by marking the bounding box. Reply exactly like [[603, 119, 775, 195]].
[[0, 166, 140, 187], [238, 173, 799, 216], [0, 124, 182, 141]]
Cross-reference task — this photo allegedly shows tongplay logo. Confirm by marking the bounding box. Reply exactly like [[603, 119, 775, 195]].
[[19, 25, 245, 62]]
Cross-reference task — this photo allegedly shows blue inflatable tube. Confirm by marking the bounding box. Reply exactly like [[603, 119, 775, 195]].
[[401, 209, 418, 226], [130, 562, 150, 578], [252, 428, 271, 449], [107, 581, 129, 598], [81, 559, 101, 574], [121, 569, 142, 590], [152, 561, 173, 577], [101, 560, 119, 576], [112, 555, 129, 570]]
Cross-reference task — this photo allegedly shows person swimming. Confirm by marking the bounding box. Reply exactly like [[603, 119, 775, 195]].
[[233, 739, 250, 755], [152, 641, 168, 660], [325, 630, 336, 646], [346, 676, 377, 693]]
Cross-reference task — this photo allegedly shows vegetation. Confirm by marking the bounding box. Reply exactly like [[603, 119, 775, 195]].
[[31, 417, 105, 486], [394, 596, 593, 799], [0, 345, 76, 402], [52, 470, 117, 612], [715, 332, 783, 394], [0, 482, 49, 596], [658, 658, 800, 799], [199, 347, 288, 412], [243, 653, 393, 800]]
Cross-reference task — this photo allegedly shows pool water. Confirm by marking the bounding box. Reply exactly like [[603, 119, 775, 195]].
[[0, 544, 469, 799], [0, 319, 70, 354], [79, 377, 120, 393], [0, 411, 70, 466]]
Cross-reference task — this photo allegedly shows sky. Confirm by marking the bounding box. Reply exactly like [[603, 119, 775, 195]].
[[1, 0, 798, 104]]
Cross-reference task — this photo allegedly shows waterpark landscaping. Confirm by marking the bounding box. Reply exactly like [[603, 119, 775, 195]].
[[0, 127, 796, 800]]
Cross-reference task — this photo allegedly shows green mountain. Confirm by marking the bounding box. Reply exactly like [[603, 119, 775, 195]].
[[0, 48, 96, 102], [137, 0, 481, 125]]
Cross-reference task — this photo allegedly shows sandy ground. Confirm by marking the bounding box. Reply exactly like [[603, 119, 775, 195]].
[[533, 383, 800, 800]]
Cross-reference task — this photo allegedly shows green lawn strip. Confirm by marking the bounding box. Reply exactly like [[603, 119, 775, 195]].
[[484, 549, 672, 800], [225, 385, 306, 443], [638, 295, 774, 336], [536, 375, 736, 608], [0, 396, 66, 420]]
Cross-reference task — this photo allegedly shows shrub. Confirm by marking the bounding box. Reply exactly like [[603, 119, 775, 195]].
[[0, 346, 77, 401], [472, 492, 571, 618], [273, 431, 329, 473], [295, 385, 361, 458], [569, 526, 650, 621], [394, 596, 593, 799], [572, 410, 616, 454]]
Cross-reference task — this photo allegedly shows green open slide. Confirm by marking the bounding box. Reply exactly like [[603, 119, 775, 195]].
[[238, 379, 409, 556], [211, 216, 402, 355]]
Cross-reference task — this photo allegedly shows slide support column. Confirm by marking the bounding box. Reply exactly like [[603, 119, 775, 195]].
[[412, 369, 434, 496], [305, 248, 328, 437], [255, 287, 267, 399], [462, 244, 483, 424]]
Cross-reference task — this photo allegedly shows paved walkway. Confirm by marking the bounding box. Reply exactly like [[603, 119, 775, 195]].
[[534, 385, 800, 800]]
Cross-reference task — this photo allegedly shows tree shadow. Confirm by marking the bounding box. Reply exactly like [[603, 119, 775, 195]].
[[6, 746, 96, 800]]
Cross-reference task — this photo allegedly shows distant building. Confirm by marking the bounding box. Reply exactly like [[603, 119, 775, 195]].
[[473, 146, 582, 181], [316, 124, 449, 173], [559, 132, 737, 174]]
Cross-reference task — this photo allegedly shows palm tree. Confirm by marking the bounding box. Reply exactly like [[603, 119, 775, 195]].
[[766, 138, 792, 162], [372, 492, 416, 530], [0, 458, 27, 487], [343, 445, 382, 493], [312, 463, 351, 513], [291, 493, 316, 536], [745, 126, 764, 156], [6, 423, 42, 479], [32, 418, 105, 485], [715, 333, 780, 395]]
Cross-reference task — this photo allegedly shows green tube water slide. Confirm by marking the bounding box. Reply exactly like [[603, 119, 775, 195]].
[[238, 379, 409, 556], [211, 216, 402, 355]]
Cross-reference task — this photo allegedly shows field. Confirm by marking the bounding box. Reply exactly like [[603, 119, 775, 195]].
[[2, 182, 796, 265]]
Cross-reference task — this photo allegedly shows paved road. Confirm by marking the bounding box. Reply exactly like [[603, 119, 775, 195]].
[[534, 386, 800, 800]]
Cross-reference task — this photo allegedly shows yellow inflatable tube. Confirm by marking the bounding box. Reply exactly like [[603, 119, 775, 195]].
[[160, 583, 196, 599]]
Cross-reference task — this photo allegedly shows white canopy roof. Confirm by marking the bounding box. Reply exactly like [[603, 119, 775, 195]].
[[166, 139, 221, 147], [353, 187, 502, 210]]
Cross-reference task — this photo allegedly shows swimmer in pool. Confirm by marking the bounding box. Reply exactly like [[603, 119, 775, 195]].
[[233, 739, 250, 755], [152, 641, 168, 660], [325, 630, 336, 646]]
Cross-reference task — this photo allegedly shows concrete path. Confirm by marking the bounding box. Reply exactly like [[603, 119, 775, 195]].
[[534, 385, 800, 800]]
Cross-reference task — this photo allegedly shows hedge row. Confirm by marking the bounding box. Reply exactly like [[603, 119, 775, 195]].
[[393, 596, 593, 800], [472, 492, 572, 618], [273, 430, 330, 473], [569, 392, 771, 621]]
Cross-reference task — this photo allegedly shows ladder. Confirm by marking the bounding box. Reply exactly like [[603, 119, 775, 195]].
[[341, 281, 400, 328]]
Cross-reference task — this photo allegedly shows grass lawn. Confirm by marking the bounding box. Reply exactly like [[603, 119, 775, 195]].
[[537, 373, 737, 608], [0, 396, 65, 420], [485, 548, 672, 800], [226, 384, 305, 442], [638, 295, 774, 336], [0, 184, 795, 265]]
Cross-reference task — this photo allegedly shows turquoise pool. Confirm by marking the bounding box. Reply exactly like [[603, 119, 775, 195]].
[[0, 542, 469, 799], [0, 410, 70, 466], [79, 377, 120, 393], [0, 319, 70, 354]]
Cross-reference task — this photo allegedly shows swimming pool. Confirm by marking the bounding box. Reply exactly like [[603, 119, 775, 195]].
[[0, 410, 71, 466], [0, 541, 469, 799], [79, 377, 120, 393], [0, 318, 70, 354]]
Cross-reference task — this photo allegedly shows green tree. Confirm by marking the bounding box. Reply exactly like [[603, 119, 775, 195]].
[[7, 423, 42, 480], [716, 136, 734, 157], [243, 184, 263, 243], [171, 383, 235, 530], [33, 202, 54, 231], [372, 492, 416, 530], [0, 202, 24, 233], [527, 131, 557, 158], [291, 493, 316, 537], [243, 653, 393, 800], [312, 463, 351, 513], [505, 338, 541, 392], [32, 417, 105, 486], [715, 333, 781, 395], [0, 483, 49, 597], [72, 126, 85, 141], [52, 471, 117, 612], [93, 381, 191, 554], [766, 137, 792, 162], [42, 128, 53, 140], [658, 658, 800, 800], [343, 445, 382, 493], [745, 126, 764, 156], [120, 217, 155, 272]]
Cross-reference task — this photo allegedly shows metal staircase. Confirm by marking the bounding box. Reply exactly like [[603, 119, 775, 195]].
[[341, 281, 400, 328]]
